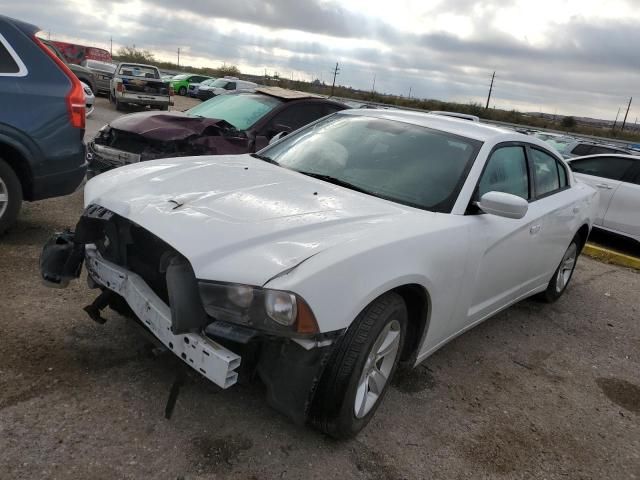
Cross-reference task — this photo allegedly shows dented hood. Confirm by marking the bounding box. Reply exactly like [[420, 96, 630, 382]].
[[84, 154, 415, 286], [109, 110, 235, 141]]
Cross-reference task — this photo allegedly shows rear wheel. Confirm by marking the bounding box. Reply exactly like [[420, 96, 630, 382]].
[[178, 86, 187, 96], [115, 98, 124, 111], [310, 292, 407, 438], [0, 158, 23, 234], [539, 237, 580, 302]]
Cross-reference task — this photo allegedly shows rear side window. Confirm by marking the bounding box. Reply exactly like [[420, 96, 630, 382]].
[[478, 146, 529, 200], [590, 145, 623, 155], [270, 103, 327, 132], [571, 144, 592, 156], [530, 148, 564, 196], [569, 156, 635, 181], [0, 34, 25, 75]]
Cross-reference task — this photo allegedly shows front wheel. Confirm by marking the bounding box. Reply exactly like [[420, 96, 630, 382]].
[[539, 238, 580, 302], [310, 292, 407, 438], [178, 86, 187, 96]]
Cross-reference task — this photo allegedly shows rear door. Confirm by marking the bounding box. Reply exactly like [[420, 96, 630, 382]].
[[602, 161, 640, 240], [568, 156, 636, 225]]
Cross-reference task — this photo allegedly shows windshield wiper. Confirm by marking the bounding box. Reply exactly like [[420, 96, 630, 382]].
[[250, 153, 279, 165], [296, 171, 373, 195]]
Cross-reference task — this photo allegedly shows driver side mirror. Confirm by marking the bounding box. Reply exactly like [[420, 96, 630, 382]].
[[477, 191, 528, 219]]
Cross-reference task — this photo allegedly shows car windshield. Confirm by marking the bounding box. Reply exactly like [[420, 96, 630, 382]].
[[118, 65, 159, 79], [85, 60, 115, 73], [211, 79, 232, 88], [260, 114, 482, 212], [545, 138, 574, 154], [186, 94, 282, 130], [171, 74, 188, 80], [201, 79, 216, 86]]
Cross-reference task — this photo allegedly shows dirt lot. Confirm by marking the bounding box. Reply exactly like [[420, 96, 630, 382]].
[[1, 98, 639, 479]]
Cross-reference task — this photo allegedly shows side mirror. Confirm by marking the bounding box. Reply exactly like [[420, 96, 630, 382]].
[[268, 131, 288, 145], [477, 191, 528, 219]]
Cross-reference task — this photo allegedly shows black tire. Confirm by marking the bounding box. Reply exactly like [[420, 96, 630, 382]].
[[538, 236, 581, 303], [310, 292, 407, 439], [160, 104, 169, 111], [178, 86, 187, 96], [0, 158, 23, 234], [115, 98, 124, 111]]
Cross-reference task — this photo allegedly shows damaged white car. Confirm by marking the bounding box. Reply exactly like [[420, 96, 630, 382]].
[[40, 109, 598, 438]]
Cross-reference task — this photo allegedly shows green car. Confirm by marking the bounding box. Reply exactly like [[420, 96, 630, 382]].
[[170, 74, 213, 96]]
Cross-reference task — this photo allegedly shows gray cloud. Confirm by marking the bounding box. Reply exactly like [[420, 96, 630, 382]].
[[2, 0, 639, 118]]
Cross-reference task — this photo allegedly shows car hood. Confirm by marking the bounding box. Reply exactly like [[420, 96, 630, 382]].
[[84, 154, 417, 285], [108, 111, 237, 141]]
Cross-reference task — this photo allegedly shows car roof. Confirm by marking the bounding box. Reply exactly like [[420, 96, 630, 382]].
[[337, 108, 513, 141], [0, 15, 39, 35], [255, 86, 325, 101], [118, 62, 158, 69], [565, 153, 639, 162]]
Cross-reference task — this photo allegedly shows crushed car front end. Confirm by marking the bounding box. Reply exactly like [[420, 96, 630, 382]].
[[40, 203, 340, 424]]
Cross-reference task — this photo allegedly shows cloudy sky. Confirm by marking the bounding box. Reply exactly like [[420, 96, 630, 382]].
[[3, 0, 639, 119]]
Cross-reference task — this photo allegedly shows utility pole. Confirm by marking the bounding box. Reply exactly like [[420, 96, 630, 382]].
[[612, 107, 621, 130], [485, 71, 495, 109], [110, 36, 113, 57], [331, 62, 340, 97], [371, 73, 376, 94], [177, 47, 180, 68], [408, 86, 412, 99], [47, 31, 51, 40], [621, 97, 633, 131]]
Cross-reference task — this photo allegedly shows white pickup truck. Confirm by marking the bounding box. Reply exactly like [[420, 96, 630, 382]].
[[110, 63, 172, 111]]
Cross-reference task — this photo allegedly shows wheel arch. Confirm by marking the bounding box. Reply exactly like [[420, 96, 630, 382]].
[[575, 223, 590, 253], [391, 283, 431, 362], [0, 139, 33, 200]]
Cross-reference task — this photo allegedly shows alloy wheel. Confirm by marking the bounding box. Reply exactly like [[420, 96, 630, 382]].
[[354, 319, 401, 418]]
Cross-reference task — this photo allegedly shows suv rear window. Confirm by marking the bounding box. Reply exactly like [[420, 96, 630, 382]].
[[0, 39, 20, 74]]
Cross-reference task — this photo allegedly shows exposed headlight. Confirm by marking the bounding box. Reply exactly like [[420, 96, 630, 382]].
[[198, 281, 317, 335], [98, 124, 110, 133]]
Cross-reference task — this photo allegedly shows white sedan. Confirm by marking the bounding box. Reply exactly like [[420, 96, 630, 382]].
[[567, 154, 639, 242], [40, 109, 598, 438]]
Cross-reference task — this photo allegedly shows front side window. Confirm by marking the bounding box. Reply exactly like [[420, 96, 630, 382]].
[[187, 93, 282, 130], [569, 156, 635, 181], [260, 114, 481, 212], [478, 146, 529, 200], [530, 148, 562, 196]]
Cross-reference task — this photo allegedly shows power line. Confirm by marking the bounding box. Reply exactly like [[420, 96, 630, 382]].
[[331, 62, 340, 97], [485, 71, 495, 109], [177, 47, 180, 68]]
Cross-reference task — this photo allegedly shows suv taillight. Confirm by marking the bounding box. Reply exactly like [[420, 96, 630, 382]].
[[169, 86, 175, 96], [116, 82, 124, 92], [33, 36, 85, 129]]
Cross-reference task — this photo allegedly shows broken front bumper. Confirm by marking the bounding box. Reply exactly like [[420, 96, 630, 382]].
[[84, 245, 241, 388]]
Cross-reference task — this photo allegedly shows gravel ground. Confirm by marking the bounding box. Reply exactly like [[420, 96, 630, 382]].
[[1, 98, 639, 479]]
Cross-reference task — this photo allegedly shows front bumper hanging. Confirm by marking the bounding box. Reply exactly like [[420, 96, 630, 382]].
[[84, 245, 241, 388]]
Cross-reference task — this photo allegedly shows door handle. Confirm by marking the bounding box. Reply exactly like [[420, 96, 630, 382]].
[[595, 183, 613, 190], [530, 224, 541, 235]]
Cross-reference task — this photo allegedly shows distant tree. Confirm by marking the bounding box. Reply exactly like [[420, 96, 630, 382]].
[[216, 64, 241, 77], [561, 116, 577, 128], [115, 46, 155, 64]]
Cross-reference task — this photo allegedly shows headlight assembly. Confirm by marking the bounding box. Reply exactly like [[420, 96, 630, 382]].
[[198, 281, 318, 336]]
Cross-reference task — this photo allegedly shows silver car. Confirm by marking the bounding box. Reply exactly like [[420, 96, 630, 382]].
[[567, 154, 640, 242]]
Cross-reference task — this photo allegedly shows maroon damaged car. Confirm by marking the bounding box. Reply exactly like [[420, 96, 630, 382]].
[[87, 87, 348, 177]]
